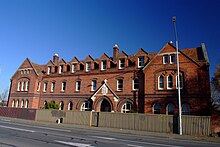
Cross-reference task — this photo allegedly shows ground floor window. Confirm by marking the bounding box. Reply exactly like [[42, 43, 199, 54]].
[[68, 101, 73, 110], [153, 103, 161, 114], [121, 101, 132, 113], [81, 101, 91, 111], [182, 103, 190, 115], [166, 103, 175, 115]]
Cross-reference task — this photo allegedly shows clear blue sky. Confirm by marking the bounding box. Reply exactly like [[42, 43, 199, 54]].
[[0, 0, 219, 93]]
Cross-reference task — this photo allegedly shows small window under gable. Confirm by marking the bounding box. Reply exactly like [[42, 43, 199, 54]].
[[72, 63, 77, 73], [170, 54, 176, 64], [138, 56, 144, 68], [59, 65, 63, 74], [163, 55, 169, 64], [86, 62, 91, 72], [119, 58, 125, 69], [47, 66, 51, 75], [101, 60, 107, 70]]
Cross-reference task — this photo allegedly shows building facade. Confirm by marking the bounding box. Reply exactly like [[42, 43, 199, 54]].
[[8, 42, 211, 115]]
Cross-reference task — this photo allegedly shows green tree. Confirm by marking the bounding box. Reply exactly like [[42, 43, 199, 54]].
[[44, 101, 59, 110]]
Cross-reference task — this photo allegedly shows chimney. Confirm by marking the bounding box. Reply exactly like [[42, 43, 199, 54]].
[[53, 54, 59, 64], [113, 44, 119, 61]]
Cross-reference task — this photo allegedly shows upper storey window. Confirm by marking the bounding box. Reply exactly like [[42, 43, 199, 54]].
[[76, 81, 81, 92], [72, 63, 77, 73], [43, 82, 48, 92], [101, 60, 107, 71], [59, 65, 63, 74], [138, 57, 144, 68], [158, 75, 164, 90], [163, 55, 169, 64], [47, 66, 51, 75], [61, 81, 66, 92], [176, 75, 183, 89], [51, 82, 55, 92], [37, 82, 41, 92], [91, 80, 97, 91], [167, 75, 173, 89], [133, 79, 139, 91], [117, 79, 123, 91], [17, 82, 21, 91], [119, 58, 125, 69], [163, 54, 176, 64], [86, 62, 91, 72]]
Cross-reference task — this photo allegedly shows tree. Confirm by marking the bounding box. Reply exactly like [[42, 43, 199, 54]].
[[44, 101, 59, 110], [0, 88, 9, 101], [211, 64, 220, 111]]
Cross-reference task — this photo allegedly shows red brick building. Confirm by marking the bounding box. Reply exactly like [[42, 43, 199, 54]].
[[8, 42, 211, 115]]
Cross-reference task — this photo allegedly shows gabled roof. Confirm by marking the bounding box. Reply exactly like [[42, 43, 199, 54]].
[[135, 48, 148, 56], [11, 58, 39, 79], [143, 42, 201, 70], [90, 80, 119, 102], [100, 53, 110, 60], [118, 51, 128, 58], [47, 60, 55, 66], [84, 55, 94, 62], [59, 58, 66, 64], [70, 57, 79, 63]]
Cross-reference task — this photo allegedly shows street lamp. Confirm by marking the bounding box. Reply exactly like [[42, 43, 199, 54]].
[[172, 16, 183, 135]]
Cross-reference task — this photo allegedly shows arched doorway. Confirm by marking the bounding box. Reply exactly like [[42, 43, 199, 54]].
[[100, 99, 111, 112]]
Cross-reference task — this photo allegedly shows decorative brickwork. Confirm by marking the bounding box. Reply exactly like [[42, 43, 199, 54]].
[[8, 42, 211, 115]]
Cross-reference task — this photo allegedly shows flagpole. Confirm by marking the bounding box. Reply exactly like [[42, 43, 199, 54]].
[[172, 16, 182, 135]]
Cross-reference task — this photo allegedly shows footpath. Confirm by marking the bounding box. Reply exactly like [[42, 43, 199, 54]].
[[1, 116, 220, 144]]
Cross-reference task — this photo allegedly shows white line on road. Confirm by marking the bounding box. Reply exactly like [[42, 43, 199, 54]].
[[93, 136, 183, 147], [54, 140, 94, 147], [0, 120, 71, 132], [0, 125, 35, 133]]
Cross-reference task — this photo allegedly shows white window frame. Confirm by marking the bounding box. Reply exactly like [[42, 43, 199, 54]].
[[68, 101, 73, 110], [86, 62, 91, 72], [43, 82, 48, 92], [170, 54, 176, 64], [158, 75, 164, 90], [47, 66, 51, 75], [17, 82, 21, 91], [76, 81, 81, 92], [16, 100, 19, 108], [167, 75, 173, 89], [121, 102, 132, 113], [117, 79, 123, 91], [91, 80, 97, 91], [72, 63, 77, 73], [132, 79, 139, 91], [81, 101, 91, 111], [182, 103, 190, 115], [37, 82, 41, 92], [176, 75, 183, 89], [25, 100, 29, 108], [21, 99, 24, 108], [51, 82, 55, 92], [25, 81, 29, 91], [59, 65, 63, 74], [101, 60, 107, 70], [21, 81, 24, 91], [12, 100, 15, 108], [163, 55, 169, 64], [119, 58, 125, 69], [59, 101, 64, 110], [61, 81, 66, 92], [138, 56, 144, 68]]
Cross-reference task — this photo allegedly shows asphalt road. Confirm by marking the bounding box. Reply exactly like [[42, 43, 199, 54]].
[[0, 118, 219, 147]]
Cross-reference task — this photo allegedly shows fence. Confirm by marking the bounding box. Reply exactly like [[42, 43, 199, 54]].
[[0, 107, 211, 136]]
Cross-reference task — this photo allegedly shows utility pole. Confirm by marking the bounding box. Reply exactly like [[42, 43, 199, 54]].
[[172, 16, 183, 135]]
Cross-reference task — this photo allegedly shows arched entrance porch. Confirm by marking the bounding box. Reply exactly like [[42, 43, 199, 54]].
[[94, 97, 113, 112]]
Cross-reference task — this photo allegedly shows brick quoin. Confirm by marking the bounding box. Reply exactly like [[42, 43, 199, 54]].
[[8, 42, 211, 115]]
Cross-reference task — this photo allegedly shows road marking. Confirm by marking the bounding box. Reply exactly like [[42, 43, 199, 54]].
[[93, 136, 183, 147], [0, 121, 71, 132], [127, 144, 143, 147], [0, 125, 35, 133], [93, 136, 116, 140], [54, 140, 94, 147]]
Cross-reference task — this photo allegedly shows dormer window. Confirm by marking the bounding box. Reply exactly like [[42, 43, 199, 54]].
[[163, 55, 169, 64], [59, 65, 63, 74], [101, 60, 107, 70], [72, 63, 77, 73], [86, 62, 91, 72], [47, 66, 51, 75], [138, 57, 144, 68], [119, 58, 125, 69]]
